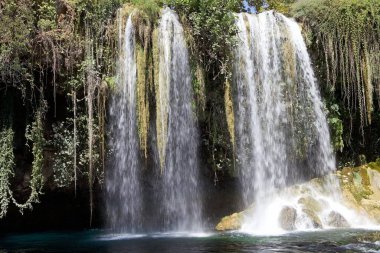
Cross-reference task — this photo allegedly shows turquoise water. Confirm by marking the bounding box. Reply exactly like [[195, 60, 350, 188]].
[[1, 229, 380, 252]]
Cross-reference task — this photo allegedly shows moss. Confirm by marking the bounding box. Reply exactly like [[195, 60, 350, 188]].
[[282, 32, 296, 82], [360, 166, 371, 187], [341, 167, 352, 175], [368, 160, 380, 172], [193, 64, 206, 117], [136, 42, 149, 157], [340, 165, 373, 202], [153, 26, 169, 171], [224, 79, 235, 153]]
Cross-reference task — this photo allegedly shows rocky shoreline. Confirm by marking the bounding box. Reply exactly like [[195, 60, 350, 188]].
[[216, 160, 380, 231]]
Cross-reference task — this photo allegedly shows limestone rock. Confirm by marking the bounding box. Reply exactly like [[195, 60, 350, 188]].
[[327, 211, 349, 228], [215, 212, 242, 231], [215, 162, 380, 231], [279, 206, 297, 231], [298, 196, 323, 213], [302, 208, 322, 228]]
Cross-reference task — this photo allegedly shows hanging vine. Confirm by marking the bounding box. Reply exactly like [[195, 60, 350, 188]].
[[293, 0, 380, 137], [0, 128, 15, 218], [11, 108, 45, 213]]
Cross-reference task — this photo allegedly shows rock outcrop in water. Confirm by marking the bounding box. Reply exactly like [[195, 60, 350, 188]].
[[216, 160, 380, 231], [327, 211, 349, 228], [278, 206, 297, 231]]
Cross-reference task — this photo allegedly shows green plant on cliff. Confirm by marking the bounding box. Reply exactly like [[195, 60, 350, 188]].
[[327, 103, 344, 152], [52, 119, 79, 189], [167, 0, 240, 78], [293, 0, 380, 137], [11, 109, 45, 213], [0, 0, 34, 94], [36, 0, 57, 31], [131, 0, 160, 19], [0, 128, 15, 218], [247, 0, 296, 14], [52, 115, 103, 187]]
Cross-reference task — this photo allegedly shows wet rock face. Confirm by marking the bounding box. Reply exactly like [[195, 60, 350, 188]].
[[298, 196, 323, 213], [279, 206, 297, 231], [302, 209, 322, 228], [327, 211, 349, 228], [340, 165, 380, 223]]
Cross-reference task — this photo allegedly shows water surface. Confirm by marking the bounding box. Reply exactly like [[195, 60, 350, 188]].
[[1, 229, 380, 252]]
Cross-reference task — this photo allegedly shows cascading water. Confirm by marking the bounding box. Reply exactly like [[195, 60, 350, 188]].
[[156, 8, 202, 231], [106, 13, 142, 232], [233, 11, 373, 234]]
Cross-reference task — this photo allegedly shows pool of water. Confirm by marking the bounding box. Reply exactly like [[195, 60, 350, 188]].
[[1, 229, 380, 252]]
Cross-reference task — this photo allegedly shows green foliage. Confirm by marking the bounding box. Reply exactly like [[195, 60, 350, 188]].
[[167, 0, 241, 78], [0, 0, 118, 222], [248, 0, 296, 14], [327, 104, 344, 152], [368, 158, 380, 172], [52, 119, 78, 188], [0, 0, 34, 89], [36, 0, 57, 31], [14, 110, 46, 212], [131, 0, 160, 19], [0, 128, 14, 218], [267, 0, 296, 14], [27, 115, 45, 192], [293, 0, 380, 135], [52, 116, 103, 188]]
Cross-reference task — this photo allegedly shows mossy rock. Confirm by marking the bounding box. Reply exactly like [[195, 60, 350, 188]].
[[359, 167, 371, 187], [368, 160, 380, 173], [341, 167, 354, 177], [340, 166, 373, 202], [361, 199, 380, 223], [215, 212, 243, 231]]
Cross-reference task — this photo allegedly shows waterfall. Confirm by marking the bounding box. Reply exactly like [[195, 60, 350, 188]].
[[233, 11, 352, 233], [156, 8, 202, 231], [106, 13, 142, 232]]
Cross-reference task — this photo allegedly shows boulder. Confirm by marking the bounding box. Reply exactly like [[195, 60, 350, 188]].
[[279, 206, 297, 231], [327, 211, 349, 228], [215, 212, 242, 231]]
